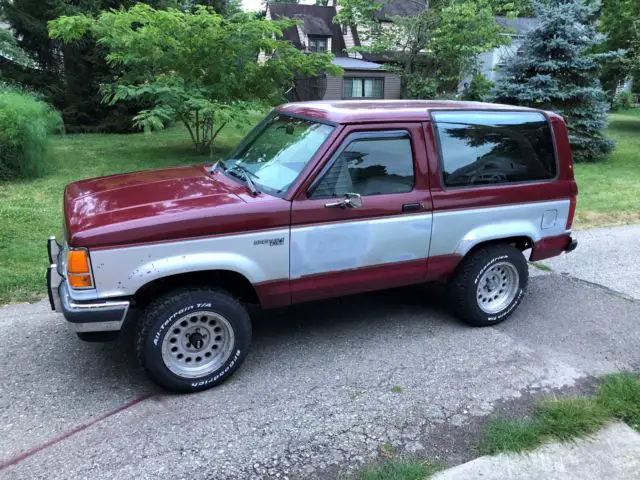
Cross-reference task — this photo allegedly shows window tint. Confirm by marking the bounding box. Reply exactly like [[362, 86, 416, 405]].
[[311, 134, 414, 198], [432, 111, 557, 188]]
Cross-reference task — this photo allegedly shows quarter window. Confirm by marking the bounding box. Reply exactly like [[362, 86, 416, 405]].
[[343, 77, 384, 99], [310, 133, 415, 198], [432, 111, 557, 188]]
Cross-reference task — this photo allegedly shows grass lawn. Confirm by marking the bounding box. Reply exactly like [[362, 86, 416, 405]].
[[354, 373, 639, 479], [476, 373, 640, 456], [0, 120, 259, 305], [0, 110, 639, 304], [574, 108, 640, 228]]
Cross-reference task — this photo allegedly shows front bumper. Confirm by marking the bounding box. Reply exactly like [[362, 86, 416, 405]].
[[47, 237, 130, 333]]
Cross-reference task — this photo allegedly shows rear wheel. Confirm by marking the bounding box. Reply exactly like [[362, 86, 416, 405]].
[[448, 244, 528, 327], [136, 288, 251, 393]]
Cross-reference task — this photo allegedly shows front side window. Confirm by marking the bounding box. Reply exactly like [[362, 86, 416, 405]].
[[432, 111, 557, 188], [343, 77, 384, 99], [310, 133, 415, 198], [308, 37, 328, 53], [223, 114, 334, 195]]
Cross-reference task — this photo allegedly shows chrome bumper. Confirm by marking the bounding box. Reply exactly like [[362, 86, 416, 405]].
[[47, 236, 130, 333]]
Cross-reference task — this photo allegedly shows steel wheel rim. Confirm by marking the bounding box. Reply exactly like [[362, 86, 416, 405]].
[[476, 262, 520, 315], [161, 311, 235, 379]]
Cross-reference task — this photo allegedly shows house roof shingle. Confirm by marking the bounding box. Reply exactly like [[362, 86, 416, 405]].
[[495, 16, 539, 35], [375, 0, 427, 20], [268, 3, 347, 56], [292, 14, 333, 37]]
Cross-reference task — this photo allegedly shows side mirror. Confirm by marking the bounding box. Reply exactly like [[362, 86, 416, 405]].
[[325, 193, 362, 209]]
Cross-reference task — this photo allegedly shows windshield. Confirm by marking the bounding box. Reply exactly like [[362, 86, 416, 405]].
[[223, 114, 335, 195]]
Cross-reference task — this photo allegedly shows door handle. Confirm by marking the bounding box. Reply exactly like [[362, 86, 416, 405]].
[[402, 203, 422, 212]]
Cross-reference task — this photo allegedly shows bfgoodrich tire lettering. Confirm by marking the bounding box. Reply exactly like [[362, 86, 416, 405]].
[[448, 244, 529, 327], [136, 288, 251, 393]]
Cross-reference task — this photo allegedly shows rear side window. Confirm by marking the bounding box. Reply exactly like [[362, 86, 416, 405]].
[[310, 132, 415, 198], [432, 111, 557, 188]]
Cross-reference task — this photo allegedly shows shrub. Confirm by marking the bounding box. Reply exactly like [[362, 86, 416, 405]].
[[462, 73, 494, 102], [0, 86, 63, 180], [611, 90, 634, 111], [405, 75, 438, 100]]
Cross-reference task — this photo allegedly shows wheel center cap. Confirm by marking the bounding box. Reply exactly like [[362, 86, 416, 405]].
[[188, 331, 205, 350]]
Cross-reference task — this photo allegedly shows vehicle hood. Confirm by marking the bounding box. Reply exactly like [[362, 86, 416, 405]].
[[64, 165, 250, 248]]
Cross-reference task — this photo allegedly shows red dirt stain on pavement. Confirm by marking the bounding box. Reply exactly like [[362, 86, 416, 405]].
[[0, 393, 154, 471]]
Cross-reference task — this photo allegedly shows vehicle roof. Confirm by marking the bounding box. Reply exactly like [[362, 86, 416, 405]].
[[277, 100, 542, 124]]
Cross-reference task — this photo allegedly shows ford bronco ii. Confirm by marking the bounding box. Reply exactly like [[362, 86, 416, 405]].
[[47, 100, 578, 392]]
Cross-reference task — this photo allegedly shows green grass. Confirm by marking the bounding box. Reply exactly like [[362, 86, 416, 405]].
[[391, 386, 403, 394], [476, 373, 640, 456], [0, 119, 260, 304], [596, 373, 640, 431], [357, 460, 442, 480], [530, 261, 552, 272], [574, 108, 640, 228]]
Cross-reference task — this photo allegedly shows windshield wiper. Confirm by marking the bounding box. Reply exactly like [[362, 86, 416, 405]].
[[220, 160, 261, 196]]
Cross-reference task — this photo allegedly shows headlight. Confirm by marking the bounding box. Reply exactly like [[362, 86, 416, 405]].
[[66, 249, 95, 289]]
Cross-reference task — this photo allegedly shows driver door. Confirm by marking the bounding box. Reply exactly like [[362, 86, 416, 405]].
[[289, 124, 433, 304]]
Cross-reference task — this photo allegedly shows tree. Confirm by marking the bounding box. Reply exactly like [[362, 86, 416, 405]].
[[0, 25, 32, 69], [492, 0, 621, 163], [50, 5, 339, 153], [488, 0, 533, 16], [599, 0, 640, 95], [0, 0, 178, 132], [335, 0, 509, 97]]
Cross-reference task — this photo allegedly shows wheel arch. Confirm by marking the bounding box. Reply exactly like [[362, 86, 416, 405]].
[[133, 270, 261, 309], [463, 235, 535, 258]]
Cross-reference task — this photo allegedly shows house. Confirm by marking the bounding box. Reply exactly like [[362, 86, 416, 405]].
[[265, 2, 402, 101], [474, 16, 540, 84], [264, 2, 540, 100]]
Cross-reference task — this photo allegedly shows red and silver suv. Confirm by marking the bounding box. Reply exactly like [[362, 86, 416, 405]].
[[47, 100, 578, 392]]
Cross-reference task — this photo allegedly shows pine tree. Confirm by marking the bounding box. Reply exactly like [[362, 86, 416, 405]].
[[492, 0, 620, 163]]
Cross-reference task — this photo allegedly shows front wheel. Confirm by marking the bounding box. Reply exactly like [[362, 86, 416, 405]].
[[448, 244, 528, 327], [136, 288, 251, 393]]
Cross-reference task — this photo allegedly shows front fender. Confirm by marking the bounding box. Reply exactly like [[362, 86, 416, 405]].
[[89, 230, 290, 298]]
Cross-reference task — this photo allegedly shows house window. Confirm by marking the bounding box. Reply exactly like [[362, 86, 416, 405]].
[[343, 77, 384, 99], [308, 37, 328, 53]]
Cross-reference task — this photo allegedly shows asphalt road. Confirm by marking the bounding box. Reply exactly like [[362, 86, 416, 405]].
[[544, 224, 640, 300], [1, 271, 639, 479]]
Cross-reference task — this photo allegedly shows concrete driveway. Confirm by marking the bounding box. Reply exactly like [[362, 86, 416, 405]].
[[1, 266, 639, 479]]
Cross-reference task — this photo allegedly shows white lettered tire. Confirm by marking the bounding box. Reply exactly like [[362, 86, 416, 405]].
[[136, 288, 251, 393], [448, 244, 529, 327]]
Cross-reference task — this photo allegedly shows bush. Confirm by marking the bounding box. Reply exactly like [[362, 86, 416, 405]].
[[462, 73, 494, 102], [611, 90, 635, 111], [404, 75, 438, 99], [0, 86, 63, 180]]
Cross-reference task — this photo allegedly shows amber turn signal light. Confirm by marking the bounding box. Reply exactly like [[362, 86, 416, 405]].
[[68, 274, 94, 289], [67, 249, 94, 289], [67, 249, 90, 274]]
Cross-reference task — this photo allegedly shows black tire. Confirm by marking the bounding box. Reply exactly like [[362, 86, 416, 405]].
[[136, 288, 251, 393], [448, 244, 528, 327]]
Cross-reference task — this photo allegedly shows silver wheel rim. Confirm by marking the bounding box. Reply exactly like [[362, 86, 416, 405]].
[[161, 311, 235, 379], [476, 262, 520, 315]]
